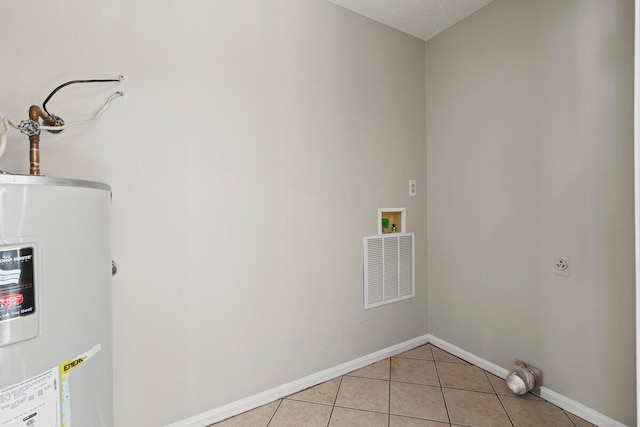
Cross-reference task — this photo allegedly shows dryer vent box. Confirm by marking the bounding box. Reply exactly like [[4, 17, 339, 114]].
[[378, 208, 406, 235]]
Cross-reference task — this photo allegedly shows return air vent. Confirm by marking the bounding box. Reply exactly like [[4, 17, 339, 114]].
[[363, 233, 415, 309]]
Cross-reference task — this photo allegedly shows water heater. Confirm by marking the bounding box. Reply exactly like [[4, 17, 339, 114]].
[[0, 175, 112, 427]]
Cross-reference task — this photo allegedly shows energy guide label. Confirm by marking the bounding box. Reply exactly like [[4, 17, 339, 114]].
[[0, 247, 35, 324]]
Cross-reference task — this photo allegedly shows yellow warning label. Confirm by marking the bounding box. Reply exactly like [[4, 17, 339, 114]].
[[61, 356, 86, 375]]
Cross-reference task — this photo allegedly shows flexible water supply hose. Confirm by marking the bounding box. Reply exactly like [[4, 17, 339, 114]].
[[0, 117, 9, 158]]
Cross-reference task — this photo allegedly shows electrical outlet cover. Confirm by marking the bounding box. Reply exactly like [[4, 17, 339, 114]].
[[554, 255, 570, 277]]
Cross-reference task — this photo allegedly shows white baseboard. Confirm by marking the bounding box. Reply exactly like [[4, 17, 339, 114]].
[[166, 333, 627, 427], [426, 334, 510, 378], [426, 334, 628, 427], [538, 386, 628, 427], [164, 334, 429, 427]]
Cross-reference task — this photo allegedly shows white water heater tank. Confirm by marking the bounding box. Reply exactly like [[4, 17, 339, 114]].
[[0, 175, 113, 427]]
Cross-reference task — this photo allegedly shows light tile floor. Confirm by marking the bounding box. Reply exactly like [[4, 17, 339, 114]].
[[210, 344, 597, 427]]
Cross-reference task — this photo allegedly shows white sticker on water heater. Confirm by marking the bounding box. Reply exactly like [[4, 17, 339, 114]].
[[59, 344, 102, 427], [0, 367, 60, 427]]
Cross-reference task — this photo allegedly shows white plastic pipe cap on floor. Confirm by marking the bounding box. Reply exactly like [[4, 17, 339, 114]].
[[506, 362, 541, 395]]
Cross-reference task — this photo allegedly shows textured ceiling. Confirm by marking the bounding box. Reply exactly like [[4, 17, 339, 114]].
[[326, 0, 494, 41]]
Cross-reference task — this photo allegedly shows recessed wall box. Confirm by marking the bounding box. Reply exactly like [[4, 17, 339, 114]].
[[378, 208, 406, 235]]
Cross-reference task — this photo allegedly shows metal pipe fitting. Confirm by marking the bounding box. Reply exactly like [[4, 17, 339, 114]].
[[27, 105, 60, 175]]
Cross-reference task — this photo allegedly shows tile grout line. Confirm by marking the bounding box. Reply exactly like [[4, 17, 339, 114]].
[[431, 345, 471, 365], [387, 358, 391, 427], [543, 391, 588, 425], [429, 359, 472, 366], [325, 375, 344, 427], [391, 363, 500, 392], [265, 399, 283, 427], [431, 345, 452, 425], [562, 409, 579, 427], [483, 369, 515, 427]]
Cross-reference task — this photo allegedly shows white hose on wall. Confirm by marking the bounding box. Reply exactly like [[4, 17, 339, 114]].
[[0, 117, 10, 159]]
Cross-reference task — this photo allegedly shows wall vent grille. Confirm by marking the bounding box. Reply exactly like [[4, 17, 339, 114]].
[[364, 233, 415, 309]]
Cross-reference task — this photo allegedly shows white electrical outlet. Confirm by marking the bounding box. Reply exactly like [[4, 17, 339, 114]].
[[409, 180, 416, 197], [554, 255, 570, 277]]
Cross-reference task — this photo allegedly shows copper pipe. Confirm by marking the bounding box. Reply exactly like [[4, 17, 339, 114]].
[[27, 105, 58, 175]]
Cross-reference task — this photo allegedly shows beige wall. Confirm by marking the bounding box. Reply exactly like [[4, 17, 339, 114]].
[[0, 1, 427, 426], [426, 0, 635, 424], [2, 0, 635, 424]]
